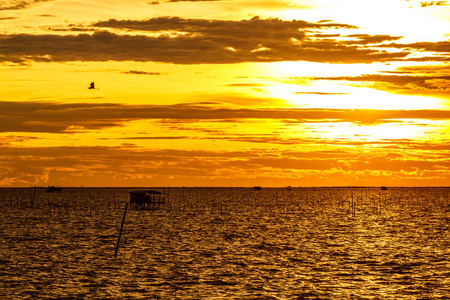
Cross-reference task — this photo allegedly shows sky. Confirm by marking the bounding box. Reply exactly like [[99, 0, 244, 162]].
[[0, 0, 449, 187]]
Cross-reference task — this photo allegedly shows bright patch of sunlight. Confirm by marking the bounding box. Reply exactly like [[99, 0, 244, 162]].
[[280, 0, 450, 41], [268, 61, 382, 78], [313, 121, 427, 141], [267, 82, 441, 110]]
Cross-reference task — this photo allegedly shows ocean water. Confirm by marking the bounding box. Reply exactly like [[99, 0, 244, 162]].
[[0, 187, 449, 299]]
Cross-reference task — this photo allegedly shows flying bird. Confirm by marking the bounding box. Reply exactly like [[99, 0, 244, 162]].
[[88, 82, 97, 90]]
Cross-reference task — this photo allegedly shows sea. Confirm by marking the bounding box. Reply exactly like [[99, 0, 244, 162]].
[[0, 187, 449, 299]]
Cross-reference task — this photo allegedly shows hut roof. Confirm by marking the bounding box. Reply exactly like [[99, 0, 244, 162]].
[[129, 190, 162, 195]]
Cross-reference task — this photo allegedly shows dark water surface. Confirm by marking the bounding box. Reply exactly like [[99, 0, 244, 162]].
[[0, 187, 449, 299]]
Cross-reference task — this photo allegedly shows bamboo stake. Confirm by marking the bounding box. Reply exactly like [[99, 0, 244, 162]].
[[115, 202, 128, 258], [31, 185, 36, 209]]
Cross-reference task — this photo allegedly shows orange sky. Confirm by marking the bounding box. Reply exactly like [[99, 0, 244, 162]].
[[0, 0, 449, 187]]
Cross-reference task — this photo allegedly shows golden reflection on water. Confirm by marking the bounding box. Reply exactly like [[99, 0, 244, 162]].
[[0, 187, 449, 299]]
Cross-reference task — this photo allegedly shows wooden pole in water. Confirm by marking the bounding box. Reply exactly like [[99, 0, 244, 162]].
[[115, 202, 128, 258], [351, 191, 355, 217], [350, 191, 353, 216], [31, 185, 36, 209]]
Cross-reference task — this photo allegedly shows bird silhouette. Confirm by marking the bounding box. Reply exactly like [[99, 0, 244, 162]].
[[88, 82, 97, 89]]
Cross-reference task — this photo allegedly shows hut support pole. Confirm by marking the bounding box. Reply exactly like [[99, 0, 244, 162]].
[[31, 185, 36, 209], [115, 202, 128, 258]]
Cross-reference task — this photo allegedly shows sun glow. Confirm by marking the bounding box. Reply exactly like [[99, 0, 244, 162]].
[[263, 61, 444, 110], [315, 121, 427, 141], [268, 61, 382, 78], [267, 82, 441, 110], [281, 0, 450, 41]]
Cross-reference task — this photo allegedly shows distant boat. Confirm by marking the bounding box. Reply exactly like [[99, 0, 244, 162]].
[[88, 82, 97, 89], [253, 186, 262, 191], [47, 186, 62, 193], [381, 186, 388, 191]]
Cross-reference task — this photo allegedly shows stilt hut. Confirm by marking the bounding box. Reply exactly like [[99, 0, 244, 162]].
[[47, 186, 62, 193], [129, 190, 165, 210]]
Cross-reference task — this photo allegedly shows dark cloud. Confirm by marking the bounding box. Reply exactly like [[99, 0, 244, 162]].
[[0, 17, 411, 64], [364, 40, 450, 63], [395, 65, 450, 73], [92, 16, 356, 32], [314, 74, 450, 91], [36, 14, 58, 17], [50, 27, 97, 32], [0, 100, 448, 133], [346, 34, 403, 44], [399, 56, 450, 63], [121, 70, 162, 75], [389, 41, 450, 53], [420, 1, 448, 7], [0, 0, 52, 11], [310, 33, 341, 38]]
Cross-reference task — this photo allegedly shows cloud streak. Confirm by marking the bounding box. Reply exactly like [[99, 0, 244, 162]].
[[314, 74, 450, 91], [0, 101, 449, 133], [121, 70, 162, 75], [0, 17, 413, 64], [420, 1, 448, 7], [0, 0, 52, 11], [1, 144, 449, 186]]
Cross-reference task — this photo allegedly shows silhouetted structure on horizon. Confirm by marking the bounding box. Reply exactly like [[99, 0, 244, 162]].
[[46, 186, 62, 193], [129, 190, 165, 210]]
